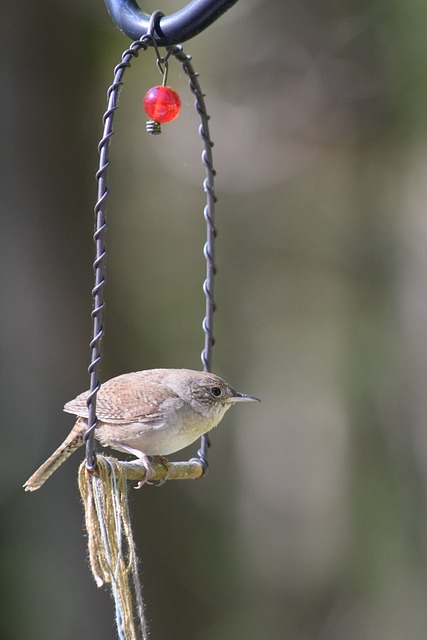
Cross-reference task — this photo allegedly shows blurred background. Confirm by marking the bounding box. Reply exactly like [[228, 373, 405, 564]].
[[3, 0, 427, 638]]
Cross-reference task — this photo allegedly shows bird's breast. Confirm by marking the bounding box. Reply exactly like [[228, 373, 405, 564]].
[[95, 400, 225, 456]]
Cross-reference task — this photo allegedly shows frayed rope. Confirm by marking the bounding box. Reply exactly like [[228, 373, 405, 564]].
[[78, 455, 148, 640]]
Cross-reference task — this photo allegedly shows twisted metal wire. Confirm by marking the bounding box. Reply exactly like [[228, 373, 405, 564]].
[[170, 45, 217, 470], [86, 37, 151, 469], [85, 40, 217, 474]]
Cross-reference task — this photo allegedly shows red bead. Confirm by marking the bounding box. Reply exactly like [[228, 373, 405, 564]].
[[143, 85, 181, 124]]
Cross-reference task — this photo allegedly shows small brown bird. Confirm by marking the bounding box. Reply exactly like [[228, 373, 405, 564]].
[[24, 368, 259, 491]]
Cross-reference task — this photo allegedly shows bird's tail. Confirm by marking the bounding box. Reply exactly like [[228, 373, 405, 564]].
[[23, 419, 86, 491]]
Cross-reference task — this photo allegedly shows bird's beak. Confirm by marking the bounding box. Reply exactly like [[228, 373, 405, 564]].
[[225, 392, 261, 403]]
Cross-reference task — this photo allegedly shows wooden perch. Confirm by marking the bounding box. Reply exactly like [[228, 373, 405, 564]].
[[112, 458, 205, 483]]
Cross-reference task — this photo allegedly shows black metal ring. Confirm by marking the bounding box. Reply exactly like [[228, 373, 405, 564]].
[[104, 0, 239, 45]]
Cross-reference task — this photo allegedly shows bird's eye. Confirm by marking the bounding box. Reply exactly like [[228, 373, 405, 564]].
[[210, 386, 222, 397]]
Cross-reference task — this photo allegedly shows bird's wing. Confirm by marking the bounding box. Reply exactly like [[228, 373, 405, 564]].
[[63, 372, 179, 426]]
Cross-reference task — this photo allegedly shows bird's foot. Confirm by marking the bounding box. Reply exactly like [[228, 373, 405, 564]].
[[134, 454, 156, 489], [151, 455, 172, 486]]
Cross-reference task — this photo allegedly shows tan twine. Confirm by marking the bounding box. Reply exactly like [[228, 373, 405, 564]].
[[78, 456, 148, 640]]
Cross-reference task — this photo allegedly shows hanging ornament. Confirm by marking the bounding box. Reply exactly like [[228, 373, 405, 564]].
[[143, 85, 181, 132], [143, 55, 181, 134]]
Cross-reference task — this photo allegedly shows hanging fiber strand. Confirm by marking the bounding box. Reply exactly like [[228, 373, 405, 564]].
[[78, 456, 148, 640]]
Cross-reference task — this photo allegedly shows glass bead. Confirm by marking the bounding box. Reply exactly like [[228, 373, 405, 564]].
[[143, 86, 181, 124]]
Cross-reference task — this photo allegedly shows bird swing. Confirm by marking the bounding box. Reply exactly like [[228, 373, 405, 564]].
[[24, 3, 259, 638]]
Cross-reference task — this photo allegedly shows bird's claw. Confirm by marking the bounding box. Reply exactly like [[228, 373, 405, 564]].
[[134, 455, 155, 489], [152, 455, 172, 486], [133, 455, 172, 488]]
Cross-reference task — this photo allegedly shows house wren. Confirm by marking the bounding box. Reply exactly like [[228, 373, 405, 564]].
[[24, 368, 259, 491]]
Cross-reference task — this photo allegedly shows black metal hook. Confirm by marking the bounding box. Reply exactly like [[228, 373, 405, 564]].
[[104, 0, 239, 46]]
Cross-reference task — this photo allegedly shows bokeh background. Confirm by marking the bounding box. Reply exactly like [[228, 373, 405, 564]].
[[3, 1, 427, 638]]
